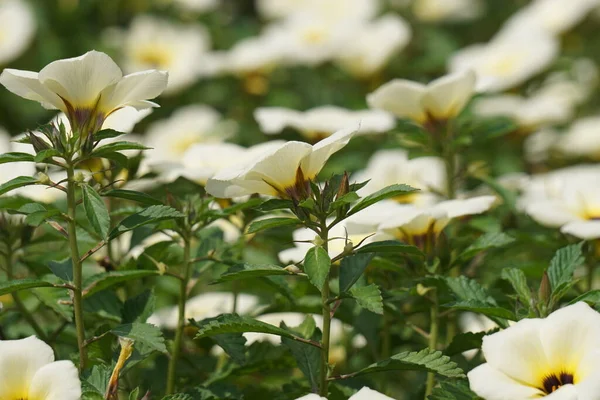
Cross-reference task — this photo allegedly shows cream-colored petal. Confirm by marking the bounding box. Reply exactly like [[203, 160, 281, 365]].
[[573, 365, 600, 400], [525, 200, 579, 228], [102, 107, 152, 133], [39, 50, 123, 108], [0, 69, 64, 110], [99, 70, 168, 112], [468, 363, 544, 400], [422, 70, 476, 120], [301, 126, 356, 178], [367, 79, 427, 122], [28, 360, 81, 400], [254, 107, 303, 134], [294, 394, 327, 400], [481, 318, 547, 385], [349, 387, 395, 400], [561, 221, 600, 240], [433, 195, 495, 218], [543, 384, 578, 400], [0, 336, 55, 400]]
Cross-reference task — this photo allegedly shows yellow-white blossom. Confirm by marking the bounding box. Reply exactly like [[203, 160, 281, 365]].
[[367, 70, 476, 124], [556, 117, 600, 159], [335, 14, 411, 77], [352, 149, 446, 206], [0, 336, 81, 400], [121, 15, 209, 94], [460, 312, 498, 360], [206, 126, 356, 199], [295, 387, 394, 400], [412, 0, 484, 23], [0, 50, 167, 136], [468, 302, 600, 399], [255, 106, 395, 140], [449, 27, 559, 92], [0, 0, 36, 65], [256, 0, 378, 22], [169, 0, 218, 14]]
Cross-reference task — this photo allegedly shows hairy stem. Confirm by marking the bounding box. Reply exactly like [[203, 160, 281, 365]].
[[66, 164, 87, 370], [166, 235, 192, 395], [425, 290, 439, 398], [319, 223, 331, 397]]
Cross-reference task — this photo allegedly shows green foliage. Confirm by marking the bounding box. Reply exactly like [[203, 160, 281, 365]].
[[0, 278, 54, 295], [303, 246, 331, 291], [339, 253, 374, 293], [0, 176, 38, 196], [547, 243, 584, 297], [108, 205, 184, 239], [213, 263, 295, 283], [82, 184, 110, 238], [111, 322, 167, 353], [350, 284, 384, 314], [246, 217, 299, 234], [347, 184, 418, 216]]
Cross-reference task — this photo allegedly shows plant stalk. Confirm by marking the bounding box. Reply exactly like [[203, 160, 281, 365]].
[[66, 164, 87, 370], [166, 235, 192, 395], [319, 224, 331, 397], [425, 289, 439, 398]]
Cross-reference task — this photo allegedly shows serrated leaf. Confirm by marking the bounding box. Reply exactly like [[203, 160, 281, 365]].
[[123, 289, 155, 323], [457, 232, 515, 262], [0, 278, 54, 295], [351, 348, 465, 378], [349, 284, 383, 314], [347, 184, 418, 216], [193, 314, 318, 347], [444, 300, 516, 321], [82, 184, 110, 238], [339, 253, 374, 293], [254, 199, 293, 212], [0, 152, 34, 164], [108, 205, 184, 239], [83, 270, 160, 298], [246, 217, 299, 234], [212, 263, 293, 284], [111, 322, 167, 353], [355, 240, 424, 257], [48, 258, 73, 281], [445, 276, 496, 304], [0, 176, 38, 196], [161, 394, 194, 400], [214, 333, 247, 364], [548, 243, 584, 295], [102, 189, 162, 206], [501, 268, 532, 305], [92, 141, 149, 156], [445, 331, 486, 356], [569, 290, 600, 306], [304, 246, 331, 291], [428, 380, 481, 400]]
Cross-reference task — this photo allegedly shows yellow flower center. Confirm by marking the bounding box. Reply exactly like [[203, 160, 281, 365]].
[[134, 47, 174, 69], [539, 371, 575, 395], [302, 29, 326, 45]]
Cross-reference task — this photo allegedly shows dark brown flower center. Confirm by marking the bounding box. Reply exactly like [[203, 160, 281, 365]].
[[541, 372, 574, 394]]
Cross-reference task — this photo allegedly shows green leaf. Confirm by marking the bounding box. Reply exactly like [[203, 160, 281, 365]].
[[355, 240, 424, 257], [445, 276, 496, 304], [108, 205, 184, 239], [94, 128, 126, 142], [351, 348, 465, 378], [102, 189, 162, 206], [34, 149, 60, 162], [445, 300, 516, 321], [82, 184, 110, 238], [214, 334, 247, 364], [246, 217, 299, 234], [349, 284, 383, 314], [548, 243, 584, 295], [48, 258, 73, 282], [347, 184, 418, 216], [501, 268, 532, 305], [445, 331, 486, 356], [281, 321, 321, 392], [212, 263, 294, 284], [569, 290, 600, 306], [254, 199, 293, 212], [0, 278, 54, 296], [457, 232, 515, 262], [428, 380, 480, 400], [339, 253, 374, 293], [0, 152, 34, 164], [123, 290, 155, 323], [0, 176, 38, 196], [193, 314, 317, 346], [111, 322, 167, 353], [92, 141, 149, 156], [304, 246, 331, 291], [83, 270, 160, 298]]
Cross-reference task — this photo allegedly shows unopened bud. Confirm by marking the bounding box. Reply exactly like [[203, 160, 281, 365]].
[[157, 262, 167, 275], [416, 283, 432, 296], [284, 264, 301, 274], [343, 240, 354, 254], [73, 171, 85, 183], [538, 271, 551, 305], [336, 172, 350, 200], [312, 235, 324, 247], [37, 172, 51, 185], [28, 132, 50, 153]]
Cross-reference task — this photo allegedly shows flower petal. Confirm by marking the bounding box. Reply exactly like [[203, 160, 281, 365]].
[[254, 107, 302, 134], [99, 70, 169, 112], [294, 394, 327, 400], [0, 336, 55, 400], [433, 195, 495, 218], [422, 69, 476, 120], [367, 79, 427, 122], [102, 106, 152, 133], [28, 360, 81, 400], [301, 126, 356, 178], [468, 363, 543, 400], [561, 221, 600, 240], [39, 50, 123, 108], [349, 387, 395, 400], [0, 69, 64, 110], [525, 200, 579, 228]]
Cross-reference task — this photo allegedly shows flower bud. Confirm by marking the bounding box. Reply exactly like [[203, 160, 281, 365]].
[[538, 271, 551, 306], [284, 264, 301, 274]]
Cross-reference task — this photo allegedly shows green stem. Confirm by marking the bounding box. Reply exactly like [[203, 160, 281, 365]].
[[166, 235, 192, 395], [425, 290, 439, 398], [319, 223, 331, 397], [66, 164, 87, 371], [4, 248, 48, 340]]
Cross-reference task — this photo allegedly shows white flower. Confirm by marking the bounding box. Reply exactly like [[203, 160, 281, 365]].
[[500, 0, 599, 36], [0, 336, 81, 400], [468, 302, 600, 400], [143, 105, 237, 167], [335, 14, 412, 78], [367, 70, 476, 124], [0, 0, 36, 65], [216, 33, 287, 76], [520, 166, 600, 239], [148, 292, 260, 329], [449, 27, 559, 93], [460, 312, 498, 360], [524, 129, 560, 164], [256, 0, 378, 22], [412, 0, 484, 23], [121, 16, 210, 94], [170, 0, 219, 13], [0, 50, 168, 136], [295, 387, 394, 400], [352, 149, 446, 206], [556, 117, 600, 159], [206, 127, 356, 199], [255, 106, 395, 140]]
